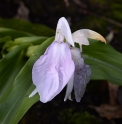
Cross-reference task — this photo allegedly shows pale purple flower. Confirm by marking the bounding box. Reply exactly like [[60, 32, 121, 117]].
[[30, 41, 75, 103], [29, 17, 75, 103], [29, 17, 106, 103]]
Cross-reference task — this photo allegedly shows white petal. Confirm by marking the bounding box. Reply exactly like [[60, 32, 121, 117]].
[[29, 88, 38, 98], [64, 74, 74, 101], [31, 41, 75, 103], [70, 48, 83, 62], [72, 29, 106, 46], [72, 30, 89, 46], [55, 17, 74, 46]]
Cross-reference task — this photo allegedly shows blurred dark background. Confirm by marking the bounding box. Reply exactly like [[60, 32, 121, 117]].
[[1, 0, 122, 124]]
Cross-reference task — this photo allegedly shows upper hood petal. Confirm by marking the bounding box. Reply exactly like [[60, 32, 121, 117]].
[[55, 17, 74, 47]]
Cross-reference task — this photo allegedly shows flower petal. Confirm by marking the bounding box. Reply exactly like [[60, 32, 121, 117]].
[[64, 74, 74, 101], [31, 41, 75, 103], [29, 88, 38, 98], [55, 17, 74, 47], [74, 63, 91, 102], [72, 30, 89, 46], [71, 48, 91, 102], [72, 29, 106, 46]]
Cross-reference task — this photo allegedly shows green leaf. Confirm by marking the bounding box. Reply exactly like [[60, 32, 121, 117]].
[[0, 37, 54, 124], [1, 36, 49, 60], [0, 36, 11, 44], [83, 39, 122, 85], [0, 18, 55, 36], [0, 36, 12, 58], [0, 44, 30, 103], [1, 36, 49, 57], [0, 28, 34, 40], [14, 36, 48, 45]]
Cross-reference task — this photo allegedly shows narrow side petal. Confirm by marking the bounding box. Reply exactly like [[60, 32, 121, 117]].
[[55, 17, 74, 47], [29, 88, 38, 98], [31, 41, 75, 103], [64, 74, 74, 101]]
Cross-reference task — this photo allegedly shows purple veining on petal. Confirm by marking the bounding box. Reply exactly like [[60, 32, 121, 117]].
[[74, 57, 91, 102], [71, 48, 91, 102], [32, 41, 75, 103]]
